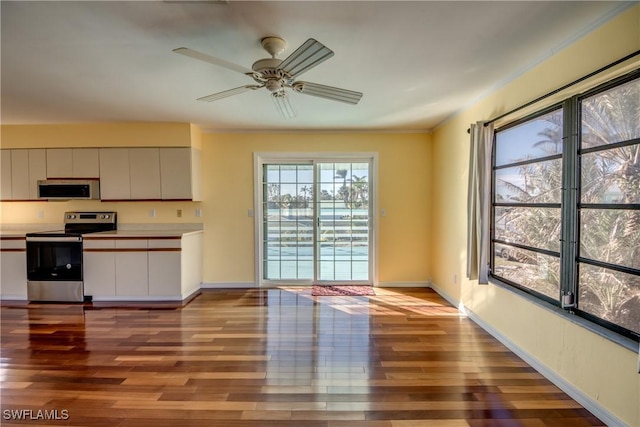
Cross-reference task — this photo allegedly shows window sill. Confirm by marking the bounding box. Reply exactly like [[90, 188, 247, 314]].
[[488, 276, 639, 353]]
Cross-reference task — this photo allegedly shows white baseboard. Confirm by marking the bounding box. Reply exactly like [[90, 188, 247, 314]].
[[428, 281, 467, 315], [90, 295, 183, 302], [468, 310, 626, 427], [428, 281, 625, 426], [377, 281, 429, 288], [200, 282, 257, 289], [0, 295, 28, 301]]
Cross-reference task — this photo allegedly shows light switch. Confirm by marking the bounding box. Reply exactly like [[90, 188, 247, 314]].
[[248, 209, 254, 218], [381, 208, 386, 217]]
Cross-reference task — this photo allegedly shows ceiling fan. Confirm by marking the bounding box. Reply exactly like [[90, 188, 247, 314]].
[[173, 37, 363, 118]]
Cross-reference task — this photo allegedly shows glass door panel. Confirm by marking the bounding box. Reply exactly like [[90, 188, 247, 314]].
[[263, 164, 314, 280], [262, 160, 371, 283], [317, 162, 370, 282]]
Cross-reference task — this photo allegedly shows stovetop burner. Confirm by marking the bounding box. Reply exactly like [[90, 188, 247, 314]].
[[26, 211, 117, 238]]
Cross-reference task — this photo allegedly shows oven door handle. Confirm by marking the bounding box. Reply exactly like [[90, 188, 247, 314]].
[[26, 236, 82, 242]]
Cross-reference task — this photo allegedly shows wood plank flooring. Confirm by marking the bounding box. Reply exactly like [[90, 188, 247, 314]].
[[0, 288, 604, 426]]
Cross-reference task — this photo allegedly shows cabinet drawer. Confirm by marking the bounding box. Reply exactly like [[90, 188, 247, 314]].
[[83, 239, 116, 249], [115, 239, 148, 250], [1, 237, 26, 250], [148, 238, 182, 249]]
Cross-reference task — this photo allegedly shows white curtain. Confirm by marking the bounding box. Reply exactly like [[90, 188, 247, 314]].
[[466, 121, 494, 284]]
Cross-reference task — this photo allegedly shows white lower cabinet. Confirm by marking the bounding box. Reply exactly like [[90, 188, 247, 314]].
[[83, 234, 201, 301], [116, 251, 148, 297], [83, 239, 116, 297], [84, 252, 116, 297], [0, 239, 27, 299], [148, 252, 181, 296]]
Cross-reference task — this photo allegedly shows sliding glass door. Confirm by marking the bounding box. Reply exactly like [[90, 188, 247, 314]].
[[317, 162, 370, 281], [259, 156, 373, 284]]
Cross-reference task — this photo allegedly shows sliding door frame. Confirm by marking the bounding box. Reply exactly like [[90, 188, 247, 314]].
[[253, 152, 379, 288]]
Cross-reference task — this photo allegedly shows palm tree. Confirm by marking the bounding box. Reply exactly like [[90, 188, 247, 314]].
[[498, 78, 639, 332]]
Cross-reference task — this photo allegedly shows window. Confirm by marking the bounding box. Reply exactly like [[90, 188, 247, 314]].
[[256, 154, 375, 285], [491, 73, 640, 341]]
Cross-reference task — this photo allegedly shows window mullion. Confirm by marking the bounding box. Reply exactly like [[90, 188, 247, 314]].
[[560, 97, 579, 309]]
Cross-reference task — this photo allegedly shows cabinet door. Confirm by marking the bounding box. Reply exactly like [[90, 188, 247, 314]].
[[148, 252, 181, 296], [115, 252, 148, 296], [0, 239, 27, 299], [46, 148, 73, 178], [10, 149, 29, 200], [83, 252, 116, 297], [99, 148, 130, 200], [72, 148, 100, 178], [114, 240, 148, 296], [160, 148, 192, 200], [130, 148, 161, 200], [28, 149, 47, 199], [0, 150, 11, 200]]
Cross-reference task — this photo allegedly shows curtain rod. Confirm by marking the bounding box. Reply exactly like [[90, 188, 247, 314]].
[[466, 49, 640, 134]]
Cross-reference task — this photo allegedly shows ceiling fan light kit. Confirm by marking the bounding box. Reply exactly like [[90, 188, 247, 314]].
[[173, 36, 363, 119]]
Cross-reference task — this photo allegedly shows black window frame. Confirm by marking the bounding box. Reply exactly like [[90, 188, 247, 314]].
[[490, 70, 640, 343]]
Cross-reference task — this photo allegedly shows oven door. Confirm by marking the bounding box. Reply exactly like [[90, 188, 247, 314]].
[[26, 236, 84, 302]]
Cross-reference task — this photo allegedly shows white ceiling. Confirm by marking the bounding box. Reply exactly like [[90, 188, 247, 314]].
[[1, 1, 633, 132]]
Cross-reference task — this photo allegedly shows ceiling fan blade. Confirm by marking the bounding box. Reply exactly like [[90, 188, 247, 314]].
[[278, 39, 334, 78], [173, 47, 254, 76], [293, 81, 363, 105], [197, 85, 262, 102], [272, 91, 296, 119]]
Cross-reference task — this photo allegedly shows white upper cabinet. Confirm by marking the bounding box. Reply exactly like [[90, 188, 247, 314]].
[[3, 146, 200, 201], [99, 148, 131, 200], [129, 148, 161, 200], [28, 149, 47, 199], [46, 148, 73, 178], [47, 148, 99, 178], [10, 149, 29, 200], [72, 148, 100, 178], [0, 149, 47, 200], [0, 150, 12, 200], [160, 147, 201, 201]]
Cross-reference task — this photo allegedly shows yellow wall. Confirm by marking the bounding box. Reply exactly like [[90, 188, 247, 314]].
[[0, 122, 201, 225], [0, 126, 432, 286], [0, 122, 192, 148], [200, 132, 432, 285], [431, 4, 640, 426]]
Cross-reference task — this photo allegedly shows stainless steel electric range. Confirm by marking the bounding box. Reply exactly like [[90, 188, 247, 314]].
[[26, 211, 117, 302]]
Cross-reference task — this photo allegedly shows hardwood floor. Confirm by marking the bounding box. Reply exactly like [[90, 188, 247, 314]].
[[0, 287, 604, 426]]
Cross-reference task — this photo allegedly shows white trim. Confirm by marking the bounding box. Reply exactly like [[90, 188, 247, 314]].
[[0, 296, 27, 301], [467, 309, 628, 427], [434, 2, 636, 132], [377, 281, 429, 288], [201, 282, 257, 289], [428, 281, 627, 426], [253, 152, 379, 287], [90, 295, 183, 302], [428, 281, 468, 315], [202, 128, 432, 135]]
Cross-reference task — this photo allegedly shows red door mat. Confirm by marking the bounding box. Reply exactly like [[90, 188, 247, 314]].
[[311, 285, 375, 296]]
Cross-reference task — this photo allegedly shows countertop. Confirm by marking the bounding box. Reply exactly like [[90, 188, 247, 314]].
[[84, 229, 203, 238], [1, 224, 203, 239]]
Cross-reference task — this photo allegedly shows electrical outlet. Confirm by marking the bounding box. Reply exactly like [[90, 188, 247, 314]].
[[38, 210, 44, 220], [195, 208, 202, 218], [149, 209, 156, 218], [177, 209, 182, 218], [248, 209, 254, 218]]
